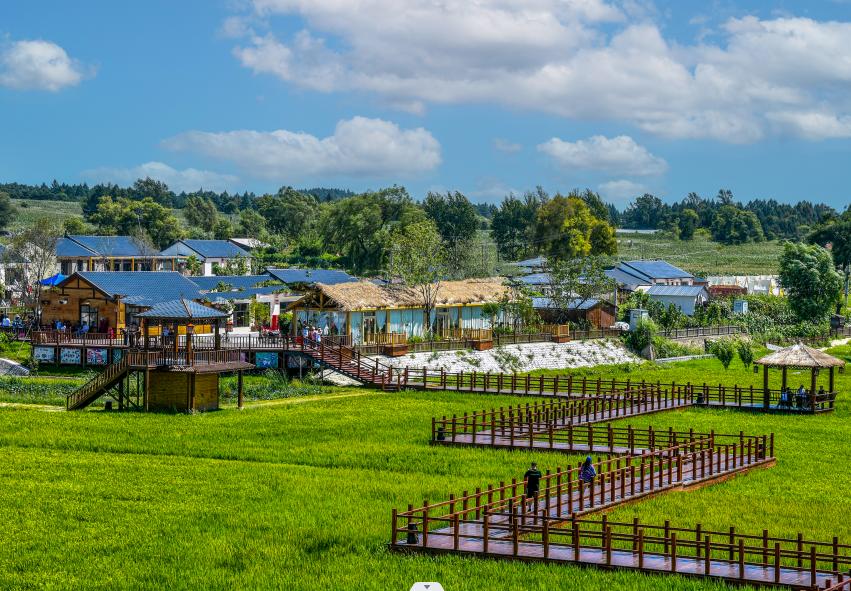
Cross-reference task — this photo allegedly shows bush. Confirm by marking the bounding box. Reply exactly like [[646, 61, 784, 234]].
[[736, 339, 754, 368], [710, 339, 736, 369], [652, 336, 702, 358], [624, 318, 657, 355]]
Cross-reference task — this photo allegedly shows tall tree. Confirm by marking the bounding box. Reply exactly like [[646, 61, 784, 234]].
[[546, 256, 614, 323], [183, 196, 219, 233], [779, 242, 842, 322], [710, 205, 764, 245], [490, 193, 541, 260], [807, 217, 851, 302], [678, 208, 699, 240], [621, 194, 666, 229], [423, 191, 479, 276], [256, 188, 317, 239], [130, 177, 174, 207], [534, 194, 616, 260], [390, 220, 447, 335], [88, 196, 182, 249], [237, 208, 267, 237], [0, 191, 16, 229], [9, 217, 62, 321]]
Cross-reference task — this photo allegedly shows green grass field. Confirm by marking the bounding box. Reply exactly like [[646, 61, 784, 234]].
[[0, 354, 849, 590], [616, 232, 783, 277], [8, 198, 84, 230]]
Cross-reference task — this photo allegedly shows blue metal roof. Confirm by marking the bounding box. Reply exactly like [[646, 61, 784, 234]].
[[518, 273, 551, 285], [190, 275, 273, 291], [646, 285, 708, 297], [136, 298, 228, 320], [514, 256, 547, 268], [266, 268, 358, 285], [620, 260, 693, 280], [56, 237, 97, 258], [69, 272, 202, 306], [605, 267, 650, 287], [66, 235, 160, 257], [533, 297, 603, 310], [177, 239, 249, 259]]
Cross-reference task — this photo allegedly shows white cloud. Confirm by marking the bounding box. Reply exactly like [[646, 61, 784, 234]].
[[598, 179, 647, 202], [467, 178, 520, 201], [0, 40, 89, 91], [493, 138, 522, 154], [226, 3, 851, 142], [81, 162, 239, 193], [538, 135, 667, 176], [163, 116, 441, 180]]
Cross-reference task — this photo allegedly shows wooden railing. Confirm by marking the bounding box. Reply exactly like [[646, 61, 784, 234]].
[[32, 330, 122, 346], [542, 324, 570, 337], [364, 332, 408, 345]]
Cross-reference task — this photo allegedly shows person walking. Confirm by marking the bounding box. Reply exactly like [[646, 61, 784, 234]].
[[524, 462, 543, 498], [580, 456, 596, 483]]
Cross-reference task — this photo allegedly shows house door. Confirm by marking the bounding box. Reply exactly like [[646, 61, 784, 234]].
[[80, 304, 98, 328], [362, 312, 377, 341], [435, 309, 451, 337]]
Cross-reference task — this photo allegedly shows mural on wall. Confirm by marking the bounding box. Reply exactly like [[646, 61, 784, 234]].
[[86, 348, 108, 365], [60, 348, 82, 364], [255, 352, 279, 368], [33, 347, 55, 363], [112, 349, 123, 364]]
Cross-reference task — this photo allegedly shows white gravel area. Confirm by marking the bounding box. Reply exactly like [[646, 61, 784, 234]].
[[370, 340, 638, 374]]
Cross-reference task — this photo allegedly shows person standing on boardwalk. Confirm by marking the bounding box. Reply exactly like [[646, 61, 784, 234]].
[[524, 462, 542, 498], [580, 456, 596, 483]]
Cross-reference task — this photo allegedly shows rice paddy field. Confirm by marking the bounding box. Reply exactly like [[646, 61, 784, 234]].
[[0, 354, 849, 590]]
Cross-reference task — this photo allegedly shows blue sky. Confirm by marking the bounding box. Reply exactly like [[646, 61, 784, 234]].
[[2, 0, 851, 209]]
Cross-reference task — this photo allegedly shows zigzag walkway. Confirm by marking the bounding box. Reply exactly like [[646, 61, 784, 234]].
[[390, 401, 851, 588]]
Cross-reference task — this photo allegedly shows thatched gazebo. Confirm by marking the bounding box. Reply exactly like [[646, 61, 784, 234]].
[[754, 342, 844, 409]]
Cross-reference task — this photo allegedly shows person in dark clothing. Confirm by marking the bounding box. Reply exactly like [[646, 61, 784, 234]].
[[580, 456, 597, 483], [524, 462, 543, 498]]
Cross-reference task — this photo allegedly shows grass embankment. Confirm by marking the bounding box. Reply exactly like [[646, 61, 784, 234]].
[[8, 198, 84, 230], [0, 356, 849, 589]]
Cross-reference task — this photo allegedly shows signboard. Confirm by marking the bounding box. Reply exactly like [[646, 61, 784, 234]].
[[60, 348, 82, 365], [33, 347, 55, 363], [86, 348, 108, 365], [255, 352, 278, 368]]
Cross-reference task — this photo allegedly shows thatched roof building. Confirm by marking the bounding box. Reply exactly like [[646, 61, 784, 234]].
[[291, 278, 510, 311], [755, 343, 845, 369]]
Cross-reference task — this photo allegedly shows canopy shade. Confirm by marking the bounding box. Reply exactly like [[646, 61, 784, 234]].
[[754, 342, 845, 369], [39, 273, 67, 286], [136, 297, 228, 321]]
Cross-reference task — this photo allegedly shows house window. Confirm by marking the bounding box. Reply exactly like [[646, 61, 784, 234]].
[[362, 311, 377, 338], [80, 304, 98, 328], [233, 303, 250, 327]]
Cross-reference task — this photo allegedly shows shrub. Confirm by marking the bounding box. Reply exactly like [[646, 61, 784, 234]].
[[710, 339, 736, 369], [624, 318, 657, 355], [736, 339, 754, 368]]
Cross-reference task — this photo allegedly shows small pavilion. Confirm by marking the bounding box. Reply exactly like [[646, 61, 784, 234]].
[[135, 298, 252, 411], [754, 342, 844, 410]]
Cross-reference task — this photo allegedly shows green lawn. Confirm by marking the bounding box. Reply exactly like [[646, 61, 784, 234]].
[[616, 232, 782, 277], [0, 357, 848, 590], [8, 198, 84, 230]]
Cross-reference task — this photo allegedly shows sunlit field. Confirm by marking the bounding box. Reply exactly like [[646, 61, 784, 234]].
[[0, 352, 849, 590]]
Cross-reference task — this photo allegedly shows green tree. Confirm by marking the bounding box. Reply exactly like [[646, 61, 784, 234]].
[[423, 191, 479, 276], [213, 218, 233, 240], [710, 205, 764, 245], [710, 339, 736, 369], [534, 195, 616, 260], [779, 242, 842, 322], [183, 196, 219, 233], [185, 254, 203, 276], [576, 189, 609, 222], [10, 217, 62, 320], [678, 208, 699, 240], [736, 339, 754, 368], [0, 191, 16, 230], [131, 177, 174, 207], [88, 196, 182, 249], [490, 192, 541, 260], [546, 256, 614, 323], [390, 220, 447, 334], [807, 218, 851, 304], [237, 209, 267, 237], [255, 187, 318, 239], [62, 217, 88, 235], [621, 193, 665, 229]]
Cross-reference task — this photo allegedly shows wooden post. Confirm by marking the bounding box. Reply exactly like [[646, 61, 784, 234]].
[[811, 369, 818, 412], [214, 319, 221, 350], [237, 370, 244, 410], [763, 364, 770, 409], [830, 366, 835, 393]]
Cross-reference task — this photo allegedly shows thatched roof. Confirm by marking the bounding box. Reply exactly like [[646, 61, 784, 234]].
[[755, 342, 845, 369], [291, 278, 510, 311]]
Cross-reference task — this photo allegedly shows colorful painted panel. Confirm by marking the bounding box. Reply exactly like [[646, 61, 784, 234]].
[[60, 348, 82, 365], [112, 349, 123, 364], [33, 347, 55, 363], [255, 352, 278, 368], [86, 348, 109, 365]]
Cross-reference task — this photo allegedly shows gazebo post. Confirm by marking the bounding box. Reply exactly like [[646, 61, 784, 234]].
[[214, 319, 221, 351], [781, 366, 787, 392], [172, 322, 179, 360], [763, 364, 770, 409], [143, 322, 150, 351], [829, 366, 835, 393], [810, 368, 818, 411]]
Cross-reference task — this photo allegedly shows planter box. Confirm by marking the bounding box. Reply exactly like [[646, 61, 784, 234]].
[[382, 343, 409, 357], [551, 335, 571, 343], [469, 339, 494, 351]]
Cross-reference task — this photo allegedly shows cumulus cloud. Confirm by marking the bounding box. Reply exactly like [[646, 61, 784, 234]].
[[0, 39, 90, 91], [163, 116, 441, 180], [226, 3, 851, 142], [538, 135, 667, 176], [82, 162, 239, 193], [598, 179, 647, 202]]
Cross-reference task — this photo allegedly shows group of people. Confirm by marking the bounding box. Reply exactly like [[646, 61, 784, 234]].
[[523, 458, 597, 498], [778, 384, 825, 410], [300, 325, 325, 343], [0, 314, 23, 329]]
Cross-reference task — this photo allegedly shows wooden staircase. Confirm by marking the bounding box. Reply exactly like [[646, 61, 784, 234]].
[[298, 338, 402, 390], [66, 357, 131, 410]]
